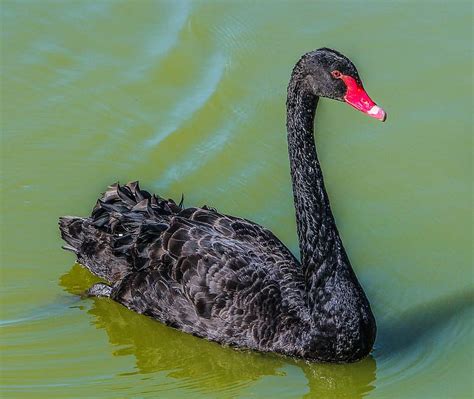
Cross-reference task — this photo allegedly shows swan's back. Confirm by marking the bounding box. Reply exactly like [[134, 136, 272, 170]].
[[60, 182, 310, 355]]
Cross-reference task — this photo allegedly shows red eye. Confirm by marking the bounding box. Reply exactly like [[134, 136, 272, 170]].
[[331, 70, 342, 78]]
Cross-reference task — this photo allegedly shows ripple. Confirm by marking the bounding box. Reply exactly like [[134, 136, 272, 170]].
[[123, 0, 192, 81], [209, 12, 258, 56], [143, 51, 227, 149], [374, 289, 474, 389], [155, 99, 253, 187], [0, 296, 79, 327]]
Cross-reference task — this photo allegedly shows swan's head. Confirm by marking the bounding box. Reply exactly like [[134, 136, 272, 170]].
[[297, 48, 386, 121]]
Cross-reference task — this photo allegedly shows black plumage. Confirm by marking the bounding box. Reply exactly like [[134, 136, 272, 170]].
[[59, 48, 380, 362]]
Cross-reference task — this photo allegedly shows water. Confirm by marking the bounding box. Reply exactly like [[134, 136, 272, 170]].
[[1, 1, 472, 398]]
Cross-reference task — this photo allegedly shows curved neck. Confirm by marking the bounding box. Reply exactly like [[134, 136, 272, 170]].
[[283, 57, 376, 360], [286, 70, 349, 301]]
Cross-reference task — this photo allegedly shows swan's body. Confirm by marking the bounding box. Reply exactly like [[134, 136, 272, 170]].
[[60, 48, 384, 362]]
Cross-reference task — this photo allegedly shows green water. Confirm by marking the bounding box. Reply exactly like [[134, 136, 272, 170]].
[[1, 1, 472, 398]]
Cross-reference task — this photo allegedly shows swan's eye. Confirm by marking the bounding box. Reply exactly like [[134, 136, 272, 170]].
[[331, 70, 342, 79]]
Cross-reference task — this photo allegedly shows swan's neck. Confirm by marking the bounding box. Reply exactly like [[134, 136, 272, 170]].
[[284, 59, 376, 361], [286, 72, 349, 307]]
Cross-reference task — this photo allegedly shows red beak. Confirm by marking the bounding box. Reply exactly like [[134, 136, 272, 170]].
[[340, 75, 386, 122]]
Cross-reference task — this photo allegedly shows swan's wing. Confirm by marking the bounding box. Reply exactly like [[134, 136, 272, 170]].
[[76, 181, 299, 282], [183, 206, 300, 267], [59, 181, 308, 351]]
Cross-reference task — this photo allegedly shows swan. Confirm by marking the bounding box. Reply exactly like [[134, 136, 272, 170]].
[[59, 48, 385, 362]]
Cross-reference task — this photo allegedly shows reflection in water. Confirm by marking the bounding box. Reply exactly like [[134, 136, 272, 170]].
[[60, 264, 377, 398]]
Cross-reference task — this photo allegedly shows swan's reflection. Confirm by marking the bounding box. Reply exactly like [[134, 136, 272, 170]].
[[60, 264, 377, 398]]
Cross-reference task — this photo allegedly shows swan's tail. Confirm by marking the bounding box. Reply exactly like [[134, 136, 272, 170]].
[[59, 181, 181, 284], [59, 216, 84, 254], [59, 215, 121, 282]]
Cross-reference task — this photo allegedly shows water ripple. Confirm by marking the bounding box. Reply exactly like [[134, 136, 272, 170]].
[[123, 0, 192, 81], [155, 100, 253, 188], [143, 51, 227, 149]]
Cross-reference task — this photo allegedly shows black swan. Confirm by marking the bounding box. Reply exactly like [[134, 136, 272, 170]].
[[59, 48, 385, 362]]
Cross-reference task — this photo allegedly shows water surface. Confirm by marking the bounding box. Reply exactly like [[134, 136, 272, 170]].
[[1, 1, 473, 398]]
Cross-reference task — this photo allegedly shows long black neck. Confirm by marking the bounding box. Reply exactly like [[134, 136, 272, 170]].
[[284, 55, 376, 361], [286, 67, 352, 308]]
